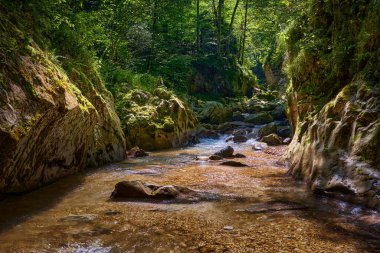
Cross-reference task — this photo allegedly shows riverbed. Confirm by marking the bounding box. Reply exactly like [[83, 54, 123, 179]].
[[0, 137, 379, 252]]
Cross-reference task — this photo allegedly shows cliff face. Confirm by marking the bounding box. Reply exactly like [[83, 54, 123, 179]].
[[285, 1, 380, 209], [0, 12, 126, 193]]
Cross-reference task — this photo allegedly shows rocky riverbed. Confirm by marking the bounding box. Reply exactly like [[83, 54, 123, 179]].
[[0, 136, 379, 252]]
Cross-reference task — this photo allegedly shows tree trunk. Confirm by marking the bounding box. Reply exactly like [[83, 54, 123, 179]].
[[148, 0, 158, 72], [196, 0, 200, 52], [240, 0, 248, 64], [228, 0, 240, 53], [212, 0, 218, 21], [217, 0, 224, 56]]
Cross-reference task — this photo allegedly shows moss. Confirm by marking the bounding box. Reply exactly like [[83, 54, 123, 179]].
[[69, 82, 95, 113], [8, 114, 42, 141]]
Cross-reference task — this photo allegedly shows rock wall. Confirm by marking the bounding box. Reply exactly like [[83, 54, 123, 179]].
[[288, 81, 380, 208], [0, 15, 126, 193], [286, 0, 380, 209]]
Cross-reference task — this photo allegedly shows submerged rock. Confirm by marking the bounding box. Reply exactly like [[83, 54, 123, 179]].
[[220, 161, 248, 167], [238, 201, 308, 214], [209, 155, 223, 160], [214, 146, 234, 158], [261, 134, 282, 146]]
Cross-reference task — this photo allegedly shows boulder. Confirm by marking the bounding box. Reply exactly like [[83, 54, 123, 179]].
[[244, 112, 273, 125], [271, 104, 287, 121], [252, 142, 268, 151], [198, 101, 233, 124], [232, 111, 245, 121], [128, 147, 149, 158], [261, 134, 282, 146], [117, 88, 198, 150], [220, 161, 248, 167], [111, 181, 179, 199], [277, 127, 291, 138], [111, 180, 221, 203], [214, 146, 234, 158], [198, 129, 219, 139], [258, 123, 277, 139], [233, 135, 248, 143], [152, 185, 180, 198], [217, 122, 234, 133], [225, 136, 233, 142], [111, 181, 155, 199]]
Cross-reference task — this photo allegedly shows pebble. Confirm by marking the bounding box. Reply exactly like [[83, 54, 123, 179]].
[[224, 226, 234, 230]]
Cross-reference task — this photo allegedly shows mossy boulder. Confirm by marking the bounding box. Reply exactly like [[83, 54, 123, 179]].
[[198, 101, 233, 124], [261, 134, 282, 146], [116, 87, 198, 150], [258, 123, 277, 139], [245, 112, 273, 125]]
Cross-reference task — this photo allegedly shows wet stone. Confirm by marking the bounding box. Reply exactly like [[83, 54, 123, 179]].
[[209, 155, 223, 160], [233, 135, 248, 143], [253, 142, 268, 151], [220, 161, 248, 167], [111, 180, 221, 203], [214, 146, 234, 158]]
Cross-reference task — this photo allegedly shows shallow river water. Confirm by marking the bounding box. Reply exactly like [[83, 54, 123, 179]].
[[1, 137, 380, 253]]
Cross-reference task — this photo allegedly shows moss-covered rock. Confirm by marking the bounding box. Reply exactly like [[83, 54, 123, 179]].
[[116, 87, 198, 150], [198, 101, 234, 124], [244, 112, 273, 125]]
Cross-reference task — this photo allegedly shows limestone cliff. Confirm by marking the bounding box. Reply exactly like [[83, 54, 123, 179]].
[[0, 12, 126, 193], [285, 1, 380, 209]]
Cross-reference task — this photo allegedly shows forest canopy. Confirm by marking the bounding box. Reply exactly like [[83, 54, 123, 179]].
[[2, 0, 305, 98]]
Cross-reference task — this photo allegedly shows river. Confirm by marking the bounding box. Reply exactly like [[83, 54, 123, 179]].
[[0, 137, 379, 252]]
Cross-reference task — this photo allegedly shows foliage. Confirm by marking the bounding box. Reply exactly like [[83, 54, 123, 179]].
[[283, 0, 379, 117]]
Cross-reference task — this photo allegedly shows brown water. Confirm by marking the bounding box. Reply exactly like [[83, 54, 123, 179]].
[[1, 137, 380, 253]]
